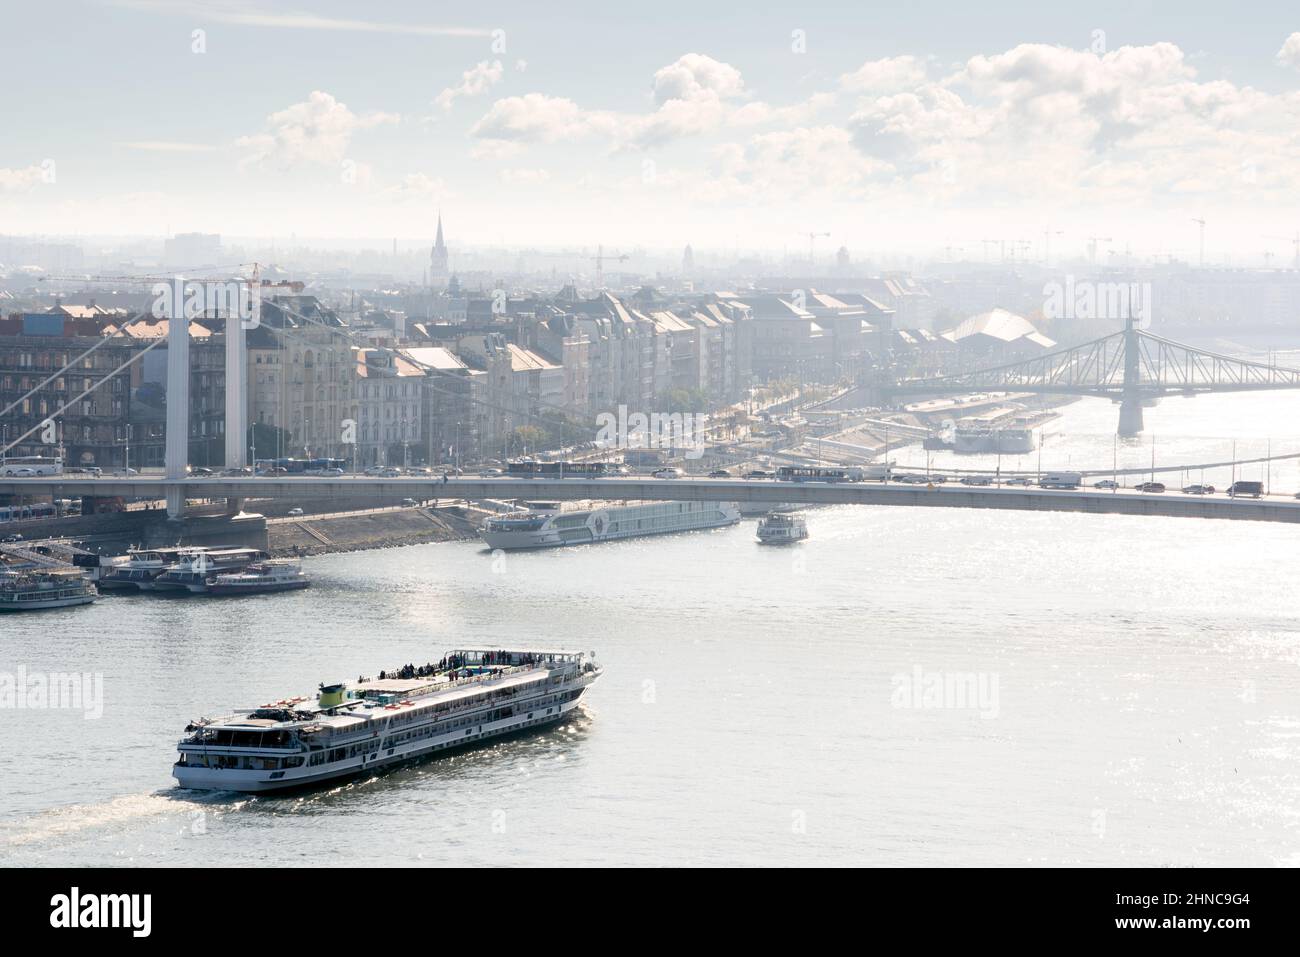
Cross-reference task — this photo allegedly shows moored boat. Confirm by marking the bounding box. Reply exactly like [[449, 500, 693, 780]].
[[99, 546, 204, 591], [0, 567, 98, 611], [480, 499, 740, 549], [150, 548, 270, 594], [207, 559, 310, 596]]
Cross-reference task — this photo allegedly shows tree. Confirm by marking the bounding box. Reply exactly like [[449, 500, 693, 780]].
[[508, 425, 547, 455], [248, 422, 291, 461]]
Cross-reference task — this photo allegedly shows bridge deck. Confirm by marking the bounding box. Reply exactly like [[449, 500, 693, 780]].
[[5, 476, 1300, 525]]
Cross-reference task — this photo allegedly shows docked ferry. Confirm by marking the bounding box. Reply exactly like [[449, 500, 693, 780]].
[[148, 548, 270, 593], [0, 568, 98, 611], [99, 547, 204, 591], [173, 648, 601, 793], [207, 559, 310, 596], [480, 499, 740, 549]]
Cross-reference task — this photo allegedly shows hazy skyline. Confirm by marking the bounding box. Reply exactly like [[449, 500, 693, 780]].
[[3, 1, 1300, 263]]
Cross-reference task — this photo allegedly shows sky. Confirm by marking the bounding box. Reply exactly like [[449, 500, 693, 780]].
[[2, 0, 1300, 264]]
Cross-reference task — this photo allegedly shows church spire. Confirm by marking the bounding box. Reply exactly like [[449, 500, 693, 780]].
[[430, 211, 449, 289]]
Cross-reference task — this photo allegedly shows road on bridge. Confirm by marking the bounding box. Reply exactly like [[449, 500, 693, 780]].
[[6, 474, 1300, 525]]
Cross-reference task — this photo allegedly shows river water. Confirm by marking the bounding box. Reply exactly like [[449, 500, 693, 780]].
[[2, 388, 1300, 867]]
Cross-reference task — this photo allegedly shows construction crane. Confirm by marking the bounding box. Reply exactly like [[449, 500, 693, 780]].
[[1263, 232, 1300, 269], [801, 231, 830, 267], [1086, 236, 1112, 265], [1042, 228, 1063, 266], [590, 244, 629, 291], [1190, 218, 1206, 268], [39, 264, 302, 294]]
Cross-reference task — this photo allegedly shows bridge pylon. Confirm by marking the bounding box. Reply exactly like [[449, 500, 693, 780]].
[[1117, 318, 1144, 436]]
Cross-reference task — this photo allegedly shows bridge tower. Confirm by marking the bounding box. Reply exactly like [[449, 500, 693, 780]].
[[164, 286, 190, 517], [1117, 318, 1144, 436]]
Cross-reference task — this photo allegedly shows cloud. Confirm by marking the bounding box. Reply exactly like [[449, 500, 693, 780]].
[[0, 165, 51, 193], [118, 141, 217, 152], [470, 93, 609, 142], [236, 91, 399, 169], [651, 53, 746, 104], [840, 55, 928, 93], [499, 167, 551, 185], [831, 42, 1300, 204], [104, 1, 489, 37], [435, 60, 505, 110], [382, 173, 447, 198], [471, 53, 816, 150], [1279, 33, 1300, 69]]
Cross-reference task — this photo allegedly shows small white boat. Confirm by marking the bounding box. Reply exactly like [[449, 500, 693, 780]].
[[99, 546, 204, 591], [0, 568, 98, 611], [150, 548, 270, 594], [207, 559, 310, 596], [756, 511, 808, 545]]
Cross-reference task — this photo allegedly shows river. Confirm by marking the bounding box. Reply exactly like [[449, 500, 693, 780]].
[[2, 389, 1299, 866]]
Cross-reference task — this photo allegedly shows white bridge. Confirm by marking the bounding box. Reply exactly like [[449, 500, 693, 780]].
[[6, 476, 1300, 525]]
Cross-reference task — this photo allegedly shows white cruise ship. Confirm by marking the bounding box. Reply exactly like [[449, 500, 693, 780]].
[[0, 568, 98, 611], [480, 500, 741, 550], [173, 648, 601, 793]]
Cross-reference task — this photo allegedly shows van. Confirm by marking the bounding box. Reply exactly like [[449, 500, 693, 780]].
[[1227, 480, 1263, 498], [1039, 471, 1083, 489]]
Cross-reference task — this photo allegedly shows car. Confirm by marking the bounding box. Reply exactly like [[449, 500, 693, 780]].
[[364, 466, 387, 476], [222, 467, 253, 476], [929, 474, 949, 484], [260, 467, 288, 476], [315, 467, 345, 476], [287, 506, 304, 516], [708, 469, 732, 478], [113, 467, 138, 477], [1136, 481, 1166, 493], [1181, 484, 1215, 495], [1004, 476, 1032, 486], [7, 467, 37, 477], [893, 473, 930, 484], [401, 497, 419, 507], [479, 467, 504, 476], [653, 467, 684, 479], [188, 466, 216, 477], [2, 534, 23, 543], [960, 476, 992, 486], [407, 467, 433, 476], [1093, 479, 1119, 489], [743, 470, 772, 480], [379, 468, 401, 478]]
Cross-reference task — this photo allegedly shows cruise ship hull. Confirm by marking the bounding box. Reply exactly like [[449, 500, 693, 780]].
[[481, 501, 741, 550], [207, 579, 310, 596], [173, 689, 589, 793], [0, 593, 98, 611]]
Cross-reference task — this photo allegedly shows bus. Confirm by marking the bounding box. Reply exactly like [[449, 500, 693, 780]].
[[255, 457, 347, 475], [506, 461, 615, 479], [0, 456, 64, 477], [776, 466, 864, 483]]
